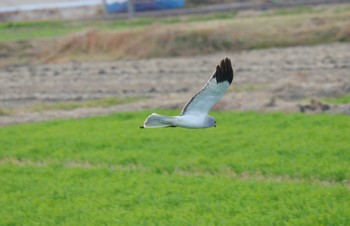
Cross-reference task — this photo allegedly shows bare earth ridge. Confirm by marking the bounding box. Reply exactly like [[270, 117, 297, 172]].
[[0, 42, 349, 126]]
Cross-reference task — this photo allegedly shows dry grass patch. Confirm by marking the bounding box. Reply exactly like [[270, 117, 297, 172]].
[[41, 9, 350, 62]]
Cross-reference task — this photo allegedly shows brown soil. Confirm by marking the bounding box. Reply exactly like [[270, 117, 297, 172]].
[[0, 42, 349, 126]]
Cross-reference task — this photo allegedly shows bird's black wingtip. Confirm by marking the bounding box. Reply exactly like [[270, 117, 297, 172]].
[[139, 125, 145, 129], [215, 57, 234, 84]]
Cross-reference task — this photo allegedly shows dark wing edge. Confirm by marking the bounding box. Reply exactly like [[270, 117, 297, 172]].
[[214, 57, 233, 84], [180, 57, 234, 115]]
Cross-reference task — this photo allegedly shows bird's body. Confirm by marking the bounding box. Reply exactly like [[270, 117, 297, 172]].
[[140, 57, 234, 129], [143, 113, 215, 129]]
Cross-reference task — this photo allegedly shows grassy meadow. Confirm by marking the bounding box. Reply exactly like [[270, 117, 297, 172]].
[[0, 110, 349, 225]]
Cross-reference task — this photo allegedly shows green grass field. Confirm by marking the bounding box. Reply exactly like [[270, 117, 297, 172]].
[[325, 93, 350, 104], [0, 111, 349, 225]]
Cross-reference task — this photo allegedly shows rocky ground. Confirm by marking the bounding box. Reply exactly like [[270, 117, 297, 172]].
[[0, 42, 349, 126]]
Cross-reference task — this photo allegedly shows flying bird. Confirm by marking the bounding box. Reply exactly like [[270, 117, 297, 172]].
[[140, 57, 234, 129]]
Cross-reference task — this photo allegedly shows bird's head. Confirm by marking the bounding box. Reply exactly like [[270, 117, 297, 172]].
[[206, 115, 216, 128]]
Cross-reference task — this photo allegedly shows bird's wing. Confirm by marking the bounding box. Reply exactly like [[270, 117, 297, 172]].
[[180, 57, 234, 116]]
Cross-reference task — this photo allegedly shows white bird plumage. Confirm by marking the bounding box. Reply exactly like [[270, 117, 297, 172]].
[[140, 57, 234, 129]]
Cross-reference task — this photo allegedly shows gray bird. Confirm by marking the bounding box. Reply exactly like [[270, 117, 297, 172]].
[[140, 57, 234, 129]]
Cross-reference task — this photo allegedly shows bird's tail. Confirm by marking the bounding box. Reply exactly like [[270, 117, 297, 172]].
[[140, 113, 175, 128]]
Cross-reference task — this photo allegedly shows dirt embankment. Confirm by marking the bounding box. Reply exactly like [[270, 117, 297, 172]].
[[0, 42, 349, 126]]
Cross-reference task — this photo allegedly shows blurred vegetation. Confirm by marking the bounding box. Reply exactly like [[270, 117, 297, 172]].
[[324, 94, 350, 104], [0, 5, 349, 65], [0, 11, 240, 42], [0, 108, 8, 116], [186, 0, 238, 7], [0, 97, 141, 117], [29, 97, 140, 112]]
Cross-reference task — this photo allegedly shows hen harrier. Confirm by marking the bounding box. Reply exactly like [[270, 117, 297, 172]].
[[140, 57, 234, 129]]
